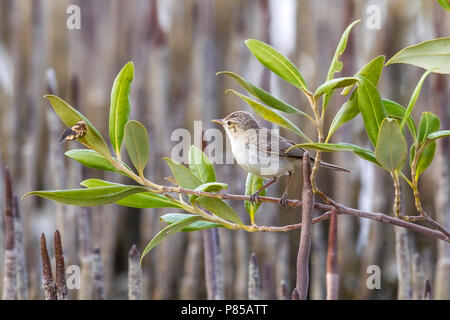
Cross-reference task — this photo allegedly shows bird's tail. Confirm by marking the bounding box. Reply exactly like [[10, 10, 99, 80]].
[[316, 159, 351, 173]]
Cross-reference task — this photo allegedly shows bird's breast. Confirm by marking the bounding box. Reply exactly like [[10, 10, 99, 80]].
[[229, 135, 297, 178]]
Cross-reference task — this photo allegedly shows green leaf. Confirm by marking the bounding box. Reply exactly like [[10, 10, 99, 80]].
[[160, 213, 224, 231], [110, 61, 134, 156], [24, 185, 149, 207], [163, 158, 202, 189], [189, 182, 228, 202], [244, 173, 266, 218], [327, 90, 359, 141], [323, 19, 360, 108], [426, 130, 450, 141], [328, 56, 386, 140], [416, 142, 436, 177], [217, 71, 302, 114], [193, 182, 227, 193], [188, 145, 216, 183], [65, 149, 117, 172], [341, 55, 386, 95], [357, 76, 387, 146], [386, 37, 450, 74], [314, 77, 359, 98], [141, 215, 203, 263], [400, 70, 433, 130], [45, 95, 111, 158], [382, 99, 417, 139], [375, 119, 407, 172], [438, 0, 450, 11], [124, 120, 149, 176], [417, 112, 440, 145], [80, 179, 180, 209], [226, 89, 311, 142], [196, 197, 243, 225], [245, 39, 308, 91], [326, 20, 360, 82], [291, 142, 378, 165]]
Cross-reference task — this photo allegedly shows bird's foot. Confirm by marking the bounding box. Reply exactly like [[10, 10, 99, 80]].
[[279, 192, 288, 208], [249, 192, 260, 204]]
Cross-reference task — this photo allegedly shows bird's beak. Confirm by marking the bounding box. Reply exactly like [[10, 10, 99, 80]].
[[211, 119, 224, 125]]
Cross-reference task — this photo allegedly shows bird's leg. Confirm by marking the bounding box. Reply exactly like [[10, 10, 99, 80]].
[[249, 177, 277, 203], [279, 171, 293, 207]]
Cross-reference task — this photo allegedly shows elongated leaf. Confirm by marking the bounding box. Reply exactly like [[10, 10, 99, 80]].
[[323, 19, 360, 108], [375, 119, 407, 172], [124, 120, 149, 176], [196, 197, 242, 225], [161, 213, 224, 231], [417, 112, 440, 145], [226, 89, 311, 142], [341, 55, 385, 95], [163, 158, 202, 189], [81, 179, 180, 208], [400, 70, 433, 130], [382, 99, 417, 139], [438, 0, 450, 10], [110, 61, 134, 156], [244, 173, 266, 219], [189, 182, 228, 202], [314, 77, 358, 98], [245, 39, 307, 91], [386, 37, 450, 74], [188, 145, 216, 183], [217, 71, 302, 114], [328, 56, 386, 140], [45, 95, 111, 158], [427, 130, 450, 141], [327, 90, 359, 141], [326, 20, 361, 82], [24, 185, 148, 207], [141, 215, 203, 263], [357, 76, 387, 146], [65, 149, 134, 177], [416, 142, 436, 177], [291, 142, 378, 164], [65, 149, 117, 172]]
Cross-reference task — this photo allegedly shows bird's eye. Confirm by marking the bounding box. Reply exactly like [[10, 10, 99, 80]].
[[227, 121, 232, 125]]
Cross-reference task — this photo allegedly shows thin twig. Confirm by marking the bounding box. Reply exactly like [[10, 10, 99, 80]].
[[316, 192, 449, 242], [326, 209, 338, 300], [54, 230, 68, 300], [128, 244, 143, 300], [296, 153, 313, 300], [40, 233, 56, 300], [144, 184, 449, 241]]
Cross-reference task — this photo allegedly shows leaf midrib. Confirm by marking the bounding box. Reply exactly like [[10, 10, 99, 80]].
[[254, 42, 304, 89], [113, 65, 131, 152]]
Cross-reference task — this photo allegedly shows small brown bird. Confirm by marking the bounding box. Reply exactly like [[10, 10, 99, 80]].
[[212, 111, 349, 206], [59, 120, 88, 143]]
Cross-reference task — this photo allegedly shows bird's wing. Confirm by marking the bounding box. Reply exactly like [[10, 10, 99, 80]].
[[252, 129, 305, 158]]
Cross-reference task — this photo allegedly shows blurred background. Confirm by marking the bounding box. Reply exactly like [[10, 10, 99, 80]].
[[0, 0, 449, 300]]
